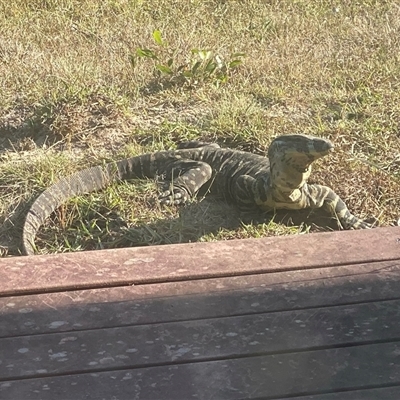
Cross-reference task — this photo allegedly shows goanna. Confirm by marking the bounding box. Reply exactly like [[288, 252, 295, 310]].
[[22, 134, 372, 255]]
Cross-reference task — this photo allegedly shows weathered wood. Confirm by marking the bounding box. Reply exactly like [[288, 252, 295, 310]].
[[278, 387, 400, 399], [2, 260, 400, 338], [2, 228, 400, 399], [2, 298, 400, 380], [1, 227, 399, 296], [2, 342, 400, 399]]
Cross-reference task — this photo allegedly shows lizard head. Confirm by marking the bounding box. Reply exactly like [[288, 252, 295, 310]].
[[268, 134, 334, 173]]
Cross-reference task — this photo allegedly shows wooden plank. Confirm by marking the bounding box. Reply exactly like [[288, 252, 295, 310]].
[[1, 341, 400, 399], [2, 259, 400, 338], [278, 387, 400, 399], [2, 298, 400, 380], [1, 227, 399, 295]]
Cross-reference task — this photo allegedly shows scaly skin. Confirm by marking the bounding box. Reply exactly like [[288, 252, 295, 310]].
[[22, 134, 371, 255]]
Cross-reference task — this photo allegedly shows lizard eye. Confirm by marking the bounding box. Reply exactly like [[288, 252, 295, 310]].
[[301, 166, 309, 173]]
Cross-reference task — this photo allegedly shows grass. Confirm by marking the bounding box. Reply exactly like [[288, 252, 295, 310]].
[[0, 0, 399, 256]]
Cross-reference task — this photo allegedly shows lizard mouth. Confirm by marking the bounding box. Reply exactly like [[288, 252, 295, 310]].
[[316, 142, 334, 156], [326, 145, 334, 154]]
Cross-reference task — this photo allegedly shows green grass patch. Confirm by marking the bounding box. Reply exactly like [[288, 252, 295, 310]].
[[1, 0, 399, 256]]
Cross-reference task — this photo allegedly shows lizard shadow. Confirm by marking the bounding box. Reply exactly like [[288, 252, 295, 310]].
[[102, 198, 342, 251], [0, 195, 342, 257]]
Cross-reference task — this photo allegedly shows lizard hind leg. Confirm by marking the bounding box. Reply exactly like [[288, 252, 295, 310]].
[[158, 159, 213, 205], [306, 184, 373, 229]]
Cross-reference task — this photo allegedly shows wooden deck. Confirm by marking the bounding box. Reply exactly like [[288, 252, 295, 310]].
[[1, 226, 400, 399]]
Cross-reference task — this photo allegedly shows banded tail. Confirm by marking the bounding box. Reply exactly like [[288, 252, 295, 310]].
[[22, 155, 156, 255]]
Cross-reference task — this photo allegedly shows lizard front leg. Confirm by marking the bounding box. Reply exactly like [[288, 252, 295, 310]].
[[158, 159, 213, 205], [305, 184, 372, 229], [232, 175, 260, 210], [232, 175, 275, 225]]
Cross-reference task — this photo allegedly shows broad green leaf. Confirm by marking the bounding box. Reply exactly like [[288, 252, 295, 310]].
[[229, 60, 242, 68], [153, 30, 163, 45], [198, 50, 213, 60], [155, 64, 173, 74], [136, 48, 157, 59], [205, 60, 217, 73], [231, 52, 246, 58], [191, 61, 201, 75]]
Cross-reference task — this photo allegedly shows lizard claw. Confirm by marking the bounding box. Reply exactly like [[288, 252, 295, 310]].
[[361, 216, 379, 229], [345, 216, 378, 230], [158, 188, 188, 205]]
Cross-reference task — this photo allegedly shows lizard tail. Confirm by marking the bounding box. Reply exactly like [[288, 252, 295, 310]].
[[22, 155, 154, 255]]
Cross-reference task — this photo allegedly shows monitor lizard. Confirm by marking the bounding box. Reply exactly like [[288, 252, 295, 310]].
[[22, 134, 372, 255]]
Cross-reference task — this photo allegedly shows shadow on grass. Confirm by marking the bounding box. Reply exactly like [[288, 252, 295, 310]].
[[27, 197, 342, 256], [0, 94, 120, 153], [1, 194, 342, 257]]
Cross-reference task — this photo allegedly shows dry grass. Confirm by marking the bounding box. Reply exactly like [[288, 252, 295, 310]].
[[1, 0, 399, 256]]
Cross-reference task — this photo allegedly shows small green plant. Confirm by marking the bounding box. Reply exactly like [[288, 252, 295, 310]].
[[131, 30, 245, 87]]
